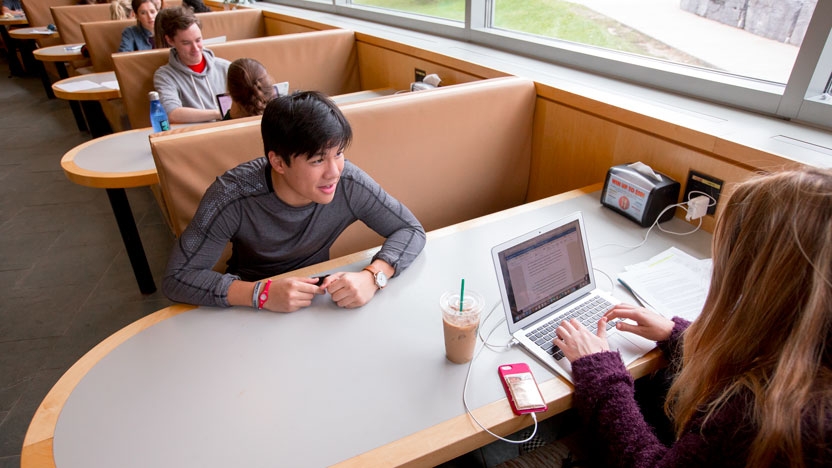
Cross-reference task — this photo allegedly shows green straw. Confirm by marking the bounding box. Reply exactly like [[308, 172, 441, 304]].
[[459, 278, 465, 314]]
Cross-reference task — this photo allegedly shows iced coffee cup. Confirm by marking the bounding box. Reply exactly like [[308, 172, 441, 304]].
[[440, 290, 484, 364]]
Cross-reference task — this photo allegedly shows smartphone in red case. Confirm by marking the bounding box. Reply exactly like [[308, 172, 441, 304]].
[[498, 363, 547, 415]]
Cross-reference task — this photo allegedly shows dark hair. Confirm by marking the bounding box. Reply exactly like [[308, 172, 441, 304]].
[[130, 0, 156, 15], [261, 91, 352, 166], [159, 5, 200, 43], [227, 58, 275, 118], [153, 7, 172, 48], [182, 0, 210, 13]]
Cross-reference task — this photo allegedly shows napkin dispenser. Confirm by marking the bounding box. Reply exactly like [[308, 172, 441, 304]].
[[601, 162, 680, 227]]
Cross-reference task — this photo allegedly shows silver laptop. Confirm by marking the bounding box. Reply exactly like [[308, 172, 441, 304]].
[[491, 212, 654, 382]]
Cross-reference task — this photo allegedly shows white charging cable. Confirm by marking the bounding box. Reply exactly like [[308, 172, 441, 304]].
[[461, 304, 540, 444], [478, 299, 512, 352], [593, 191, 716, 253]]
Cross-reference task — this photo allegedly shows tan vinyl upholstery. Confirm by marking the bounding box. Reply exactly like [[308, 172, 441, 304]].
[[196, 7, 263, 41], [81, 8, 263, 74], [149, 77, 536, 260], [80, 19, 133, 72], [21, 0, 75, 27], [50, 4, 110, 45], [114, 28, 359, 129], [20, 0, 76, 47]]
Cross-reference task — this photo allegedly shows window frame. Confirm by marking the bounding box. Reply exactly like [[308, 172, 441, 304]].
[[267, 0, 832, 131]]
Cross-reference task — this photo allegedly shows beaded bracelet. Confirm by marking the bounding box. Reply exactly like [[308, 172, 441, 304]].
[[251, 281, 262, 309]]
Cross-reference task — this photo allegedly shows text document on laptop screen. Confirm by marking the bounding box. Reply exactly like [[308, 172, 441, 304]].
[[496, 219, 591, 325]]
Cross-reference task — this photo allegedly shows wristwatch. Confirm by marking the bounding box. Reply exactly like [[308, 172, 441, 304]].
[[363, 264, 388, 290]]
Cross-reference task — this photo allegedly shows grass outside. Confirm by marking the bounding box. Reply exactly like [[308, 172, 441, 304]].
[[351, 0, 709, 65]]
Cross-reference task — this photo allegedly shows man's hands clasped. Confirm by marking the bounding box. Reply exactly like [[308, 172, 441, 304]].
[[260, 271, 379, 312]]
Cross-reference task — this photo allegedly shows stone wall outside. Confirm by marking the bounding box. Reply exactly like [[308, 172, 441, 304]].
[[680, 0, 816, 46]]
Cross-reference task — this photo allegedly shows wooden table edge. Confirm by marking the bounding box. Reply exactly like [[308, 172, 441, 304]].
[[0, 18, 28, 26], [61, 130, 160, 188], [21, 183, 672, 468], [52, 84, 120, 101], [8, 28, 58, 40], [33, 44, 83, 62], [21, 304, 196, 468]]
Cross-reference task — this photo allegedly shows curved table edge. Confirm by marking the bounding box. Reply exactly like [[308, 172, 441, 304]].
[[61, 130, 160, 188], [21, 183, 665, 468], [21, 303, 196, 468]]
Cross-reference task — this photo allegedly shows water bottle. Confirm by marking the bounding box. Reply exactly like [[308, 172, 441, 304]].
[[148, 91, 170, 133]]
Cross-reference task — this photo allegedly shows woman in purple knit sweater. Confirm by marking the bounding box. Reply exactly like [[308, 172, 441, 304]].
[[554, 168, 832, 468]]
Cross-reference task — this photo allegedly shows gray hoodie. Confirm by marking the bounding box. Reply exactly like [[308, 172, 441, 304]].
[[153, 47, 231, 116]]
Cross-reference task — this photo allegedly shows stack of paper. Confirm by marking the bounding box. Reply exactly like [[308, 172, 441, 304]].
[[618, 247, 712, 321]]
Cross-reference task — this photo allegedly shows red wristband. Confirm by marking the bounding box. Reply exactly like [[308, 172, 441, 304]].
[[257, 279, 272, 310]]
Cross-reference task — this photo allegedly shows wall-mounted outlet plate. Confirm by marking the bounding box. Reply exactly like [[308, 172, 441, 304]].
[[684, 170, 723, 215], [414, 68, 426, 83]]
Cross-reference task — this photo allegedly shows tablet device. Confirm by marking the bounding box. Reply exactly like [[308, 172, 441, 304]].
[[216, 93, 232, 117]]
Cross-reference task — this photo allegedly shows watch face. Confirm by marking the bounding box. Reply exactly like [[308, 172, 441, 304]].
[[376, 271, 388, 288]]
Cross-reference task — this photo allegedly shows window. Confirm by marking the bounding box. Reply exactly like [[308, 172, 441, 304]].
[[270, 0, 832, 131], [490, 0, 805, 85], [350, 0, 463, 22]]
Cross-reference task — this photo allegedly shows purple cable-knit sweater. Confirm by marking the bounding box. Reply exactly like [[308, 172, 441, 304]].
[[571, 317, 832, 468]]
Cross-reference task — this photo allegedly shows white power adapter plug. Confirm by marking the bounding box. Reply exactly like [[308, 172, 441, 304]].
[[410, 73, 442, 91], [686, 195, 710, 221]]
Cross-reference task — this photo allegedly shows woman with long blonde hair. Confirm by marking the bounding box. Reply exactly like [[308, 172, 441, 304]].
[[554, 167, 832, 467]]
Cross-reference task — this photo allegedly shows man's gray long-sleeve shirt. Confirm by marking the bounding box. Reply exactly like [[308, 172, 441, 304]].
[[162, 158, 426, 307]]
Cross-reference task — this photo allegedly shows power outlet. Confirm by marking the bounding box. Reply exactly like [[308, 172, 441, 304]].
[[684, 170, 723, 216], [414, 68, 426, 83]]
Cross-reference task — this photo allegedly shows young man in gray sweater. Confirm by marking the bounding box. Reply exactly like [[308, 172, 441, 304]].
[[163, 91, 427, 312], [153, 6, 230, 123]]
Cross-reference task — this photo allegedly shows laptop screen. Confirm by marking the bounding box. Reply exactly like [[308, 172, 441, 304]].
[[492, 213, 595, 333]]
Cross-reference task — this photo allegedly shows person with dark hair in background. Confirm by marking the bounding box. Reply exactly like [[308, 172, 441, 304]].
[[152, 6, 173, 49], [153, 5, 229, 123], [117, 0, 159, 51], [548, 168, 832, 468], [1, 0, 23, 15], [182, 0, 210, 13], [163, 91, 426, 313], [224, 57, 276, 120]]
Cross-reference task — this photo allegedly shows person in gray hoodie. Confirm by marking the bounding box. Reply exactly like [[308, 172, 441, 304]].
[[153, 6, 230, 123]]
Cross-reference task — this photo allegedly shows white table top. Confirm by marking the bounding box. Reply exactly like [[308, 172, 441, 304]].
[[33, 43, 83, 60], [74, 127, 156, 173], [8, 26, 56, 39], [53, 71, 120, 100], [50, 191, 712, 467]]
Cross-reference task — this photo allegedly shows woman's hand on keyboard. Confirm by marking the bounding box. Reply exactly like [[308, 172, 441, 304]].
[[604, 304, 674, 342], [554, 318, 610, 362]]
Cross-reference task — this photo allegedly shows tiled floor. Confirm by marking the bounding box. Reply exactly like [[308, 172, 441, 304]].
[[0, 61, 175, 466]]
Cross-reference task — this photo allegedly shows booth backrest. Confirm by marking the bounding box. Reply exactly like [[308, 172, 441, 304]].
[[21, 0, 76, 27], [197, 7, 263, 40], [81, 8, 263, 73], [21, 0, 76, 47], [114, 28, 359, 129], [149, 77, 535, 259], [80, 18, 133, 72], [50, 4, 111, 45]]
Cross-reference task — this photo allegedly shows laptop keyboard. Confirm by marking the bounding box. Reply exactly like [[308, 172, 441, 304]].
[[526, 296, 617, 361]]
